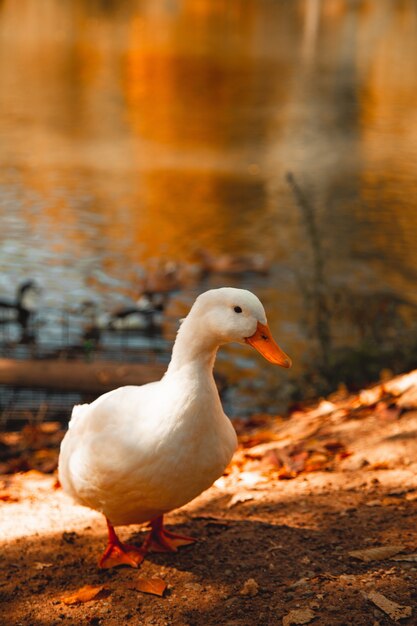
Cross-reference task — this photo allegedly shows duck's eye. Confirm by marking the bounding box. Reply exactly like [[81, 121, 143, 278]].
[[234, 306, 243, 313]]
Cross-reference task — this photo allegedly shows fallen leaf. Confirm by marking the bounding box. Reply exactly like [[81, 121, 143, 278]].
[[289, 451, 308, 472], [380, 497, 402, 506], [238, 471, 268, 487], [61, 584, 106, 605], [283, 608, 315, 626], [365, 590, 412, 621], [365, 499, 383, 507], [304, 451, 329, 472], [277, 467, 298, 480], [384, 370, 417, 396], [131, 578, 167, 596], [0, 492, 19, 502], [366, 497, 400, 507], [375, 402, 401, 421], [323, 440, 345, 453], [287, 577, 311, 590], [34, 562, 53, 570], [261, 449, 283, 468], [396, 386, 417, 409], [310, 400, 337, 417], [348, 545, 404, 562], [239, 429, 280, 448], [239, 578, 259, 597], [227, 492, 256, 508], [359, 387, 383, 406], [391, 553, 417, 562], [368, 461, 391, 470]]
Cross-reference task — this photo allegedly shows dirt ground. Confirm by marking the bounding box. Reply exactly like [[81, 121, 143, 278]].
[[1, 371, 417, 626]]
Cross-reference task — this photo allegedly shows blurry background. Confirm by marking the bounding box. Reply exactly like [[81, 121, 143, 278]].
[[1, 0, 417, 420]]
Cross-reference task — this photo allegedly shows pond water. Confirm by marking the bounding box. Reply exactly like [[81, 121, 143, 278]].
[[1, 0, 417, 416]]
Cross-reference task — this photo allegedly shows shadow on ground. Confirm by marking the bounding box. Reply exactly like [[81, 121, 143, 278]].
[[1, 484, 416, 626]]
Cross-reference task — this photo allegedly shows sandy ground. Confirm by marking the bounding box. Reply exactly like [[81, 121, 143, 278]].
[[1, 372, 417, 626]]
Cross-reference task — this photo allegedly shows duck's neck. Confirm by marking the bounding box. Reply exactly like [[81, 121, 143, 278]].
[[166, 316, 219, 375]]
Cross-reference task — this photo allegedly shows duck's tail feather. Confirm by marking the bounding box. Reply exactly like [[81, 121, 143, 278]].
[[68, 403, 90, 429]]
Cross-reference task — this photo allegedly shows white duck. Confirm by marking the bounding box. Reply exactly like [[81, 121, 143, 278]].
[[58, 288, 291, 569]]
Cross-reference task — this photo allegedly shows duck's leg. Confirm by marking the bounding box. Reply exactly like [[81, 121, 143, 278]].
[[99, 518, 145, 569], [144, 515, 196, 553]]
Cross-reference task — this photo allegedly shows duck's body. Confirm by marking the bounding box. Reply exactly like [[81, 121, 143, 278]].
[[59, 375, 235, 526], [106, 292, 166, 332], [59, 287, 291, 568]]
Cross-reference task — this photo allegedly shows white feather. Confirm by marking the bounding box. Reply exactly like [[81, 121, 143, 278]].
[[58, 288, 273, 527]]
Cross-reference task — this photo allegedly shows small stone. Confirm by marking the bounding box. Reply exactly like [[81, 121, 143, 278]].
[[239, 578, 259, 597], [282, 608, 315, 626], [184, 583, 203, 592]]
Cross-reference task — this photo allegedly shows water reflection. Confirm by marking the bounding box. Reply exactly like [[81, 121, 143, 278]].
[[0, 0, 417, 415]]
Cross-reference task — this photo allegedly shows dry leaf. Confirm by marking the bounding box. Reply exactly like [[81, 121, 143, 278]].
[[375, 402, 401, 421], [132, 578, 167, 596], [287, 577, 310, 590], [261, 449, 283, 469], [283, 608, 315, 626], [366, 497, 400, 507], [348, 545, 404, 562], [359, 387, 383, 406], [304, 451, 329, 472], [396, 386, 417, 409], [365, 590, 412, 621], [61, 584, 106, 605], [365, 499, 383, 507], [310, 400, 337, 417], [34, 561, 53, 570], [323, 440, 345, 453], [0, 492, 19, 502], [227, 493, 256, 508], [289, 451, 308, 472], [391, 553, 417, 562], [277, 467, 298, 480], [238, 471, 268, 487], [368, 461, 391, 470]]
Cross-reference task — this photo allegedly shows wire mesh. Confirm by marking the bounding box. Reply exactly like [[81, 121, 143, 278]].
[[0, 306, 174, 429]]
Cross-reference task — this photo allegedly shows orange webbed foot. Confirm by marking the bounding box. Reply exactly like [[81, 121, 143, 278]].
[[145, 516, 196, 553], [99, 519, 145, 569], [99, 542, 145, 569]]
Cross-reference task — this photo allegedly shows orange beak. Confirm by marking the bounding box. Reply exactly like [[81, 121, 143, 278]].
[[245, 322, 292, 368]]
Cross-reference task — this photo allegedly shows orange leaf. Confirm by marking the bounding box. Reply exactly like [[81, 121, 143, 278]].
[[289, 451, 308, 472], [348, 544, 405, 562], [277, 467, 297, 480], [323, 440, 345, 453], [61, 584, 107, 605], [0, 492, 19, 502], [131, 577, 167, 597], [304, 451, 329, 472]]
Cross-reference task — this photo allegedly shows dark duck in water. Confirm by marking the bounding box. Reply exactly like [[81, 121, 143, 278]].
[[0, 280, 41, 342]]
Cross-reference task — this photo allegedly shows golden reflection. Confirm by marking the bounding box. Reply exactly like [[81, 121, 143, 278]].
[[358, 0, 417, 295], [0, 0, 416, 374]]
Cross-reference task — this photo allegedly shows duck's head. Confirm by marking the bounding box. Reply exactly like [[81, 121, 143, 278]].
[[190, 287, 291, 368]]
